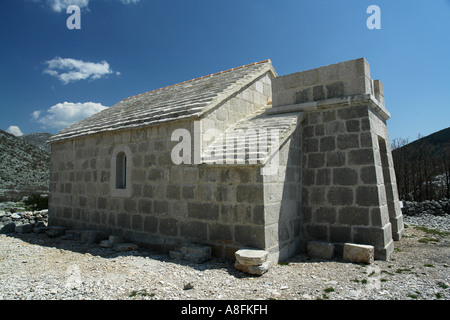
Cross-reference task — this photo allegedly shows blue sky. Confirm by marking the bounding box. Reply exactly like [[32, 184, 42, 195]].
[[0, 0, 449, 144]]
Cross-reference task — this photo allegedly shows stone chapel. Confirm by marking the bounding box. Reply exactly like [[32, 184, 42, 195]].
[[48, 58, 404, 262]]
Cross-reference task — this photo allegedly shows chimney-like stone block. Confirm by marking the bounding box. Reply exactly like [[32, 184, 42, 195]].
[[272, 58, 372, 108]]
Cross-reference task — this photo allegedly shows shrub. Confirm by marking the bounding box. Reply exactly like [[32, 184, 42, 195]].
[[24, 193, 48, 211]]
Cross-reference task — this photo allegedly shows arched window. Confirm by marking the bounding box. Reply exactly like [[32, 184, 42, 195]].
[[115, 152, 127, 189], [111, 145, 132, 197]]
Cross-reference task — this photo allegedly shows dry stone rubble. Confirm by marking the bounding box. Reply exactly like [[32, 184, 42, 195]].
[[402, 198, 450, 216], [234, 248, 271, 275]]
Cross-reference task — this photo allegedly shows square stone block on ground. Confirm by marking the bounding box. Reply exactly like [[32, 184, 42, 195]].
[[343, 243, 374, 264]]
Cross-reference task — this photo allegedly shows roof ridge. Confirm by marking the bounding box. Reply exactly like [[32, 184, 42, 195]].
[[121, 59, 271, 102]]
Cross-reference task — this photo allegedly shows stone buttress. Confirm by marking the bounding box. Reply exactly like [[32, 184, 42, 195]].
[[269, 58, 404, 260]]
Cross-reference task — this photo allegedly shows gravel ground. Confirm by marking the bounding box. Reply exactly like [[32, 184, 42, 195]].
[[403, 213, 450, 232], [0, 215, 449, 301]]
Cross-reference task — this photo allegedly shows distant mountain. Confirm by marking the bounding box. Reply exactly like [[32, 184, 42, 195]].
[[425, 127, 450, 146], [392, 127, 450, 201], [0, 129, 50, 201], [19, 132, 52, 153], [393, 127, 450, 154]]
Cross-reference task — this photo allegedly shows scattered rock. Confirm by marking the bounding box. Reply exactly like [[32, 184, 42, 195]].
[[33, 226, 49, 234], [34, 221, 46, 229], [403, 213, 450, 232], [235, 261, 271, 276], [343, 243, 374, 264], [100, 235, 124, 248], [10, 213, 21, 220], [235, 247, 269, 265], [183, 282, 194, 290], [99, 240, 110, 248], [0, 214, 449, 300], [0, 222, 16, 234], [45, 226, 66, 238], [234, 247, 271, 275], [15, 223, 34, 234]]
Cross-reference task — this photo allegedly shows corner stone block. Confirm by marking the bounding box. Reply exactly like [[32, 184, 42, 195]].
[[374, 80, 384, 97], [343, 243, 374, 264]]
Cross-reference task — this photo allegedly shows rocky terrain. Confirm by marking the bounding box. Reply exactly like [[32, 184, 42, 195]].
[[0, 200, 448, 302], [19, 132, 52, 153], [0, 130, 50, 201]]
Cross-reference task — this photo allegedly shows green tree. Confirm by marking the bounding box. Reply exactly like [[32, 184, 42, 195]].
[[24, 194, 48, 211]]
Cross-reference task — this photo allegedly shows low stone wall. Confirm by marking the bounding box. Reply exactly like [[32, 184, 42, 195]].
[[0, 208, 48, 227], [401, 199, 450, 216]]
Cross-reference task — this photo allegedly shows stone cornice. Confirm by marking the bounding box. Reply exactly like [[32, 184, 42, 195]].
[[265, 94, 390, 121]]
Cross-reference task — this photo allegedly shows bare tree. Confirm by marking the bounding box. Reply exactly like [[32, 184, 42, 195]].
[[440, 145, 450, 198], [391, 137, 410, 200], [392, 134, 449, 201]]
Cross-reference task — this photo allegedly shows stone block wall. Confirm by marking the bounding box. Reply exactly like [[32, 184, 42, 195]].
[[201, 72, 273, 135], [368, 108, 404, 241], [48, 73, 298, 262], [300, 104, 396, 259], [272, 58, 373, 107], [262, 125, 303, 262], [270, 57, 403, 260], [49, 118, 270, 260]]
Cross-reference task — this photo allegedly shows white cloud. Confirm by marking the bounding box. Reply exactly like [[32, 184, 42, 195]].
[[46, 0, 89, 12], [6, 126, 24, 137], [31, 110, 42, 120], [39, 0, 140, 12], [32, 102, 108, 130], [119, 0, 140, 4], [43, 57, 116, 84]]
